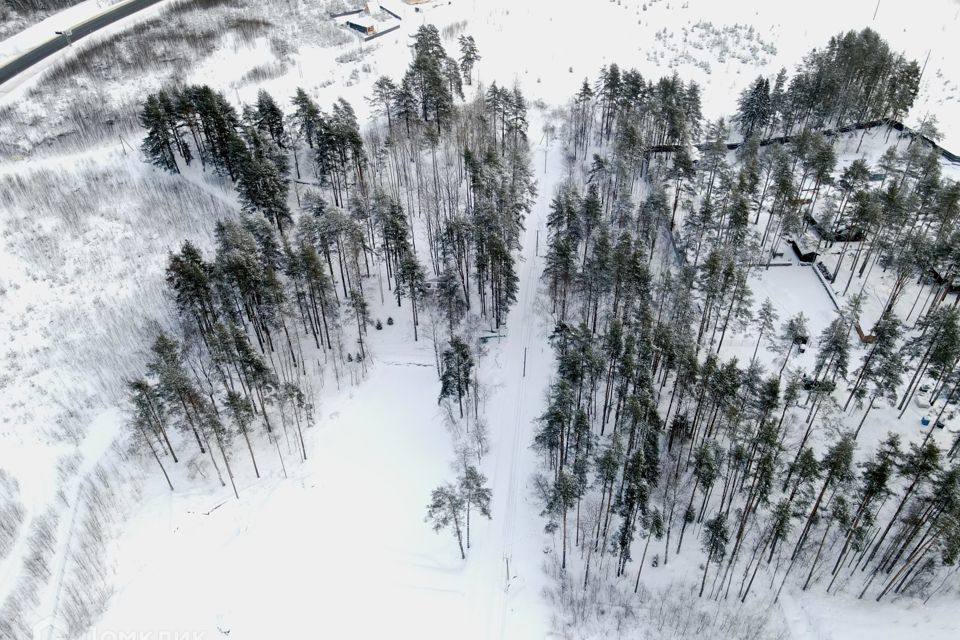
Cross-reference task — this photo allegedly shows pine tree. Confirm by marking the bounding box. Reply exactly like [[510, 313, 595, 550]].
[[546, 471, 581, 571], [139, 94, 179, 173], [458, 34, 480, 85], [291, 87, 321, 148], [409, 24, 454, 132], [166, 241, 217, 341], [459, 465, 491, 549], [225, 390, 260, 478], [677, 443, 719, 553], [736, 76, 771, 138], [853, 330, 903, 439], [348, 289, 369, 360], [700, 514, 729, 597], [774, 312, 809, 379], [443, 56, 464, 101], [439, 337, 473, 419], [398, 254, 426, 341], [751, 298, 779, 364], [435, 264, 467, 334], [813, 316, 850, 384], [369, 76, 397, 131], [426, 483, 467, 559], [845, 313, 901, 411], [127, 380, 175, 490], [255, 89, 286, 147], [237, 128, 292, 234]]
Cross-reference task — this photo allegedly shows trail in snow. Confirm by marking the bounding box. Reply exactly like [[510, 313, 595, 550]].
[[469, 111, 563, 639], [778, 591, 834, 640]]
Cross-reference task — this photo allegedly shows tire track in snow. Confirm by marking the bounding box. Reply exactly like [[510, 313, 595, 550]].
[[473, 116, 561, 639], [494, 221, 536, 640], [778, 591, 834, 640], [472, 221, 534, 640]]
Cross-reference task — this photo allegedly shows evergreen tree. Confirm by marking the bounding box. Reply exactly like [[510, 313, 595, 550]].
[[139, 94, 179, 173], [458, 34, 480, 85], [291, 87, 321, 148], [369, 76, 397, 131], [237, 128, 292, 233], [255, 89, 286, 147], [426, 483, 468, 559], [127, 379, 175, 490], [435, 264, 467, 334], [398, 254, 427, 341], [546, 471, 581, 571], [752, 298, 779, 364], [736, 76, 771, 138], [774, 312, 809, 379], [439, 337, 474, 419], [459, 465, 491, 549], [700, 514, 729, 597]]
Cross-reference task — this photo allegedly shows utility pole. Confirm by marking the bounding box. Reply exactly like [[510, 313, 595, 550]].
[[918, 50, 931, 86], [118, 134, 132, 156]]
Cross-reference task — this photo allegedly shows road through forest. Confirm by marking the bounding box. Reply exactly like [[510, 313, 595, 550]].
[[468, 110, 563, 639], [0, 0, 164, 85]]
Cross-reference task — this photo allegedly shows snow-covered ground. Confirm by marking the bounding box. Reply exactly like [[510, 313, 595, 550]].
[[2, 1, 960, 638]]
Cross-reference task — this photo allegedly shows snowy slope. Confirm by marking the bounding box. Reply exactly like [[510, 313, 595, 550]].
[[2, 1, 959, 639]]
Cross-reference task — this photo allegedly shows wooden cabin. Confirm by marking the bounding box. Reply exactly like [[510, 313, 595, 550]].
[[346, 15, 377, 34]]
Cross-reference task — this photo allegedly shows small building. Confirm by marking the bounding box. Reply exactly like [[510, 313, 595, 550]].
[[423, 278, 442, 294], [929, 268, 960, 292], [833, 226, 865, 242], [790, 238, 818, 263], [337, 2, 402, 39], [346, 15, 377, 34]]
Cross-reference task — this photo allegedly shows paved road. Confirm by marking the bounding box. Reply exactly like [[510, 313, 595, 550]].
[[0, 0, 164, 86]]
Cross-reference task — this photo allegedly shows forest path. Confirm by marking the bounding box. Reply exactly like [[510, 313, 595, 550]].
[[468, 109, 563, 639]]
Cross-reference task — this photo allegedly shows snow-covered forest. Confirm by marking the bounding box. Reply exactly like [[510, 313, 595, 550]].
[[2, 1, 960, 639]]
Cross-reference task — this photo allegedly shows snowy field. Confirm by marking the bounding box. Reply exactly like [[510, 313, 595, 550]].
[[2, 1, 960, 639]]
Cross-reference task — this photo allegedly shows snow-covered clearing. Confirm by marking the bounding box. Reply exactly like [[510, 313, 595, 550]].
[[2, 0, 960, 638], [98, 362, 471, 638]]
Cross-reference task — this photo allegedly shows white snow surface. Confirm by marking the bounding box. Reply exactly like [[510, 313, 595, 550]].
[[2, 1, 960, 639]]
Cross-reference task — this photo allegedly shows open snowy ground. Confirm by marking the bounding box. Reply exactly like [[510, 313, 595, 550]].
[[2, 1, 960, 638]]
